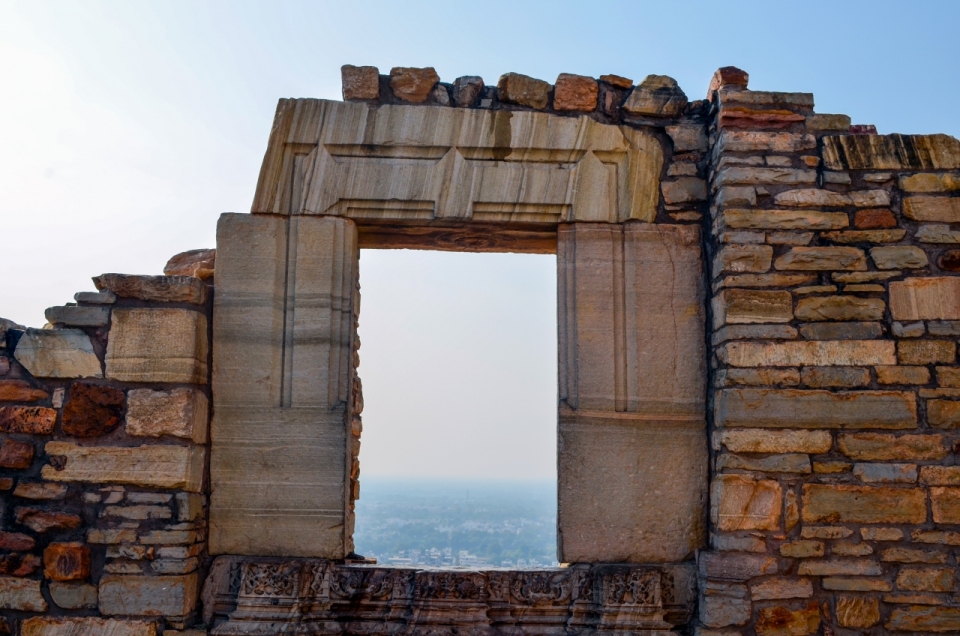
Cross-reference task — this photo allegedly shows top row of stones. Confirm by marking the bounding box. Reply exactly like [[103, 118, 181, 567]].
[[341, 64, 750, 118]]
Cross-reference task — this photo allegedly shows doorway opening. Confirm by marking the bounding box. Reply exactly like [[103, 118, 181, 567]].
[[353, 249, 557, 568]]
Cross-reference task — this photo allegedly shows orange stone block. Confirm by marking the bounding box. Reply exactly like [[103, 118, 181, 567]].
[[553, 73, 598, 112], [43, 542, 90, 581]]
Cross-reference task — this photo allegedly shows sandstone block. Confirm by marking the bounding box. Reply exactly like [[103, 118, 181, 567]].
[[44, 305, 110, 327], [903, 196, 960, 222], [797, 559, 882, 576], [42, 442, 204, 491], [340, 65, 379, 101], [126, 388, 208, 443], [0, 406, 56, 434], [718, 452, 810, 473], [887, 606, 960, 632], [863, 527, 905, 541], [163, 248, 215, 280], [870, 246, 929, 269], [775, 247, 866, 271], [920, 466, 960, 486], [713, 324, 798, 344], [938, 366, 960, 388], [877, 365, 930, 385], [105, 309, 208, 384], [717, 131, 815, 153], [855, 208, 898, 228], [931, 487, 960, 524], [929, 399, 960, 428], [802, 484, 926, 524], [699, 552, 777, 581], [553, 73, 598, 111], [721, 209, 847, 230], [452, 76, 484, 107], [720, 340, 894, 367], [801, 366, 869, 388], [822, 229, 906, 243], [714, 245, 773, 274], [99, 573, 197, 617], [901, 173, 960, 192], [715, 168, 817, 187], [622, 74, 687, 117], [822, 578, 891, 592], [755, 602, 820, 636], [930, 321, 960, 336], [48, 582, 98, 609], [15, 507, 83, 533], [497, 72, 550, 109], [700, 593, 750, 628], [0, 576, 46, 611], [799, 321, 882, 340], [882, 547, 947, 564], [666, 124, 707, 152], [822, 133, 960, 170], [853, 463, 917, 483], [716, 388, 916, 429], [62, 382, 125, 437], [795, 296, 885, 322], [899, 340, 955, 365], [44, 542, 90, 582], [0, 532, 34, 551], [662, 177, 706, 204], [13, 328, 102, 378], [74, 290, 116, 304], [14, 482, 68, 500], [94, 273, 207, 304], [22, 617, 157, 636], [0, 379, 49, 402], [712, 290, 792, 327], [836, 596, 880, 629], [773, 188, 890, 208], [388, 67, 439, 103], [0, 438, 34, 469], [897, 567, 955, 592], [917, 224, 960, 243], [718, 367, 800, 387], [751, 578, 813, 601], [711, 474, 782, 531], [838, 433, 946, 460], [720, 429, 831, 454], [709, 67, 749, 95], [780, 540, 823, 558], [719, 106, 805, 129], [805, 113, 851, 131]]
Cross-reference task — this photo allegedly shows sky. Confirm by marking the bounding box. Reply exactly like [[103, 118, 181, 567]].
[[2, 0, 959, 479]]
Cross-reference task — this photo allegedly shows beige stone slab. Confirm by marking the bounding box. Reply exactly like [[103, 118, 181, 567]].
[[13, 328, 102, 379], [890, 277, 960, 320], [126, 388, 208, 443], [716, 389, 917, 429], [98, 573, 197, 617], [557, 413, 706, 563], [903, 196, 960, 222], [720, 340, 895, 367], [0, 575, 46, 611], [105, 309, 208, 383], [40, 442, 204, 492], [22, 618, 156, 636], [251, 99, 662, 223], [209, 406, 348, 557], [558, 223, 705, 416], [822, 134, 960, 170]]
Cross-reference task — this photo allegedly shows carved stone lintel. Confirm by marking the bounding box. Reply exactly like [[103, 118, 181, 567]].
[[204, 558, 692, 634]]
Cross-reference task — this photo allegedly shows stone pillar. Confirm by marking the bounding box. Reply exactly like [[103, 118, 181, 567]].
[[210, 213, 359, 557], [557, 222, 707, 563]]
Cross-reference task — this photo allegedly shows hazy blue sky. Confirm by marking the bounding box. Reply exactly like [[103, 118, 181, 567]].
[[2, 0, 959, 478]]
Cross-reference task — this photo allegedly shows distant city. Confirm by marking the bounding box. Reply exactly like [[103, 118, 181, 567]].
[[354, 477, 558, 568]]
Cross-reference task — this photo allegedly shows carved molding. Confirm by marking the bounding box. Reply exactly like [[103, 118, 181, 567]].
[[204, 558, 695, 634]]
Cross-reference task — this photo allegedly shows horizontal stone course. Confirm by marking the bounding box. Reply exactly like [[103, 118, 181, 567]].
[[720, 209, 848, 230], [716, 388, 917, 429], [41, 442, 205, 492], [802, 484, 926, 524], [720, 340, 894, 367]]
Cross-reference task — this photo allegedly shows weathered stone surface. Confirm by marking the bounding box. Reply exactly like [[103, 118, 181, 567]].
[[822, 229, 906, 243], [755, 601, 819, 636], [15, 507, 82, 533], [803, 484, 926, 524], [0, 379, 49, 402], [163, 248, 215, 280], [44, 542, 90, 581], [719, 429, 830, 454], [718, 367, 800, 387], [99, 573, 198, 617], [700, 593, 750, 628], [719, 453, 811, 475], [451, 76, 484, 107], [105, 309, 208, 383], [887, 606, 960, 632], [700, 552, 777, 581], [714, 245, 773, 274], [721, 340, 894, 367], [928, 400, 960, 428], [41, 442, 204, 491], [708, 67, 749, 96], [22, 617, 157, 636], [855, 208, 898, 228], [599, 74, 632, 89], [931, 487, 960, 524], [862, 527, 905, 541], [904, 196, 960, 222], [837, 596, 880, 628], [715, 168, 817, 187], [899, 340, 955, 365], [806, 113, 851, 131], [775, 247, 866, 271], [662, 177, 706, 204], [920, 465, 960, 485], [795, 296, 885, 322], [716, 388, 916, 428], [341, 65, 379, 101], [0, 576, 47, 611], [839, 433, 946, 460], [719, 106, 805, 130], [44, 305, 110, 327], [48, 582, 98, 609], [801, 366, 869, 388], [871, 246, 928, 269], [94, 273, 207, 305], [666, 124, 707, 152], [901, 173, 960, 192], [917, 224, 960, 243], [388, 67, 439, 103], [126, 388, 208, 443], [723, 209, 848, 231], [711, 475, 782, 531], [938, 249, 960, 271], [0, 531, 34, 551], [553, 73, 598, 111], [713, 290, 792, 327], [930, 320, 960, 336], [822, 134, 960, 170], [752, 579, 813, 601], [774, 188, 890, 208], [0, 406, 56, 434], [0, 438, 34, 469], [798, 559, 883, 577], [13, 481, 68, 500], [74, 290, 116, 304], [854, 463, 917, 483], [897, 567, 955, 592], [14, 329, 101, 379], [716, 131, 815, 153], [496, 72, 550, 109], [890, 277, 960, 321], [780, 541, 824, 558], [62, 382, 124, 437], [798, 321, 882, 340], [882, 546, 947, 564], [623, 74, 687, 117]]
